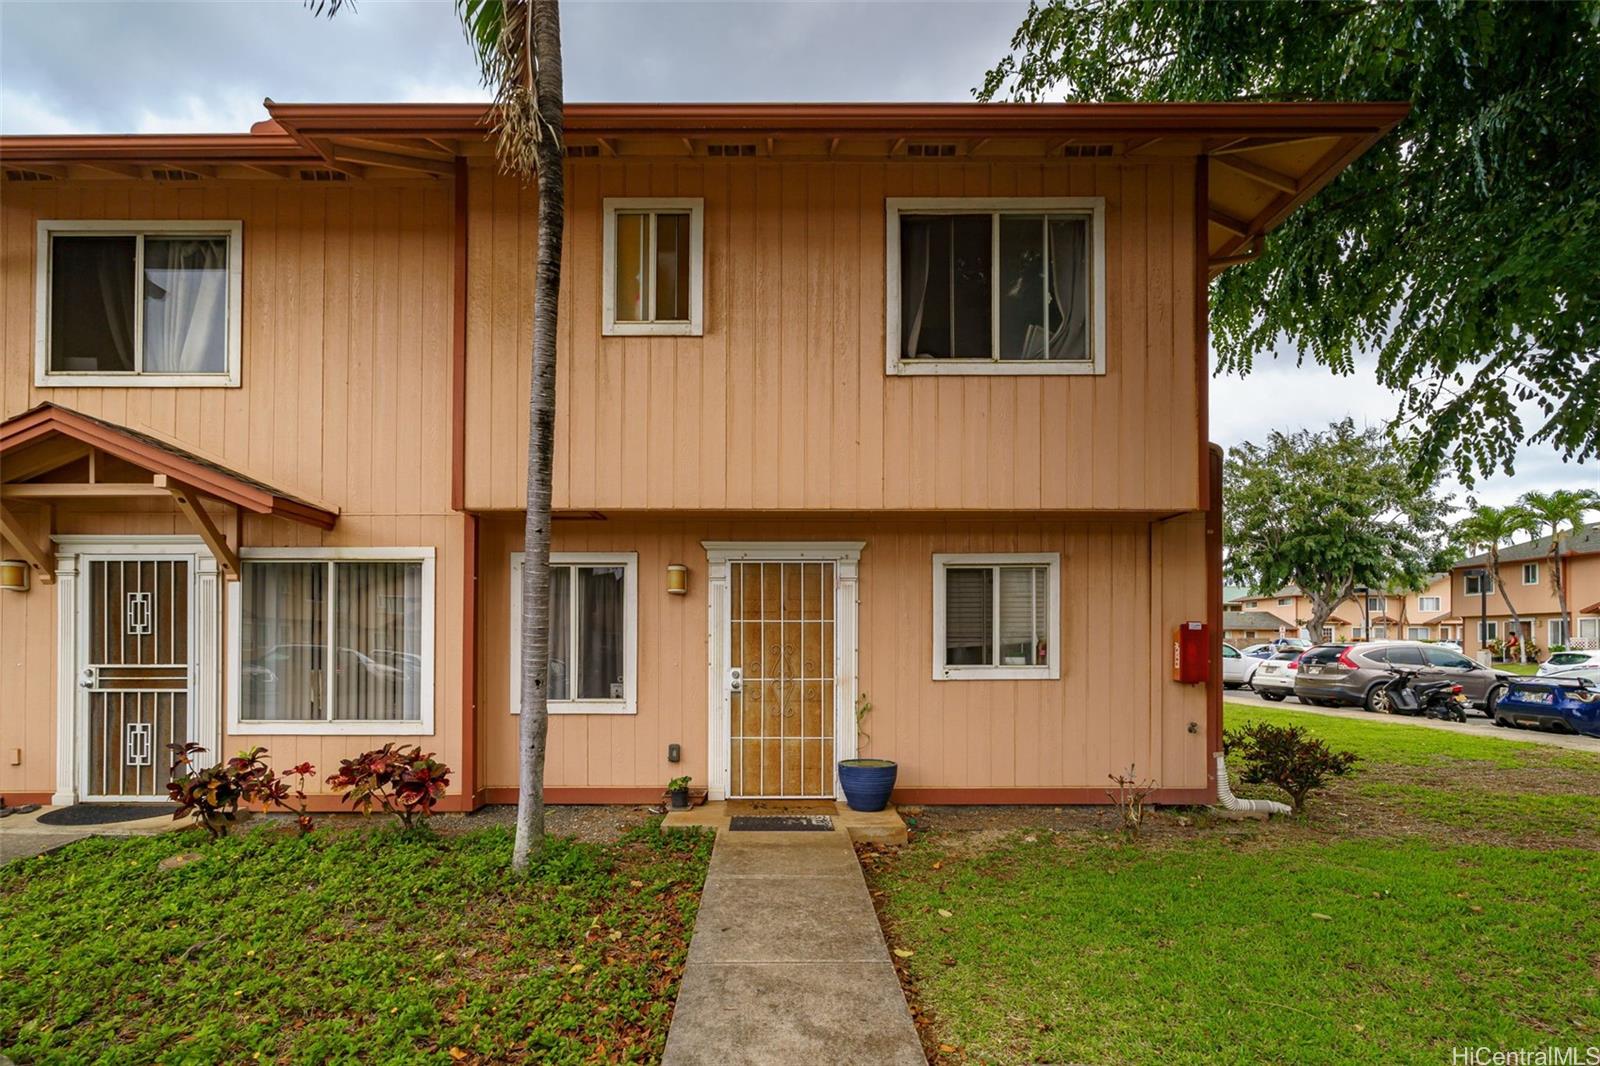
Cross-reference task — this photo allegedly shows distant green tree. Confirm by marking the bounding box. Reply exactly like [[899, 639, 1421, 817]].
[[1518, 489, 1600, 644], [982, 1, 1600, 484], [1223, 420, 1454, 640], [1454, 503, 1539, 662]]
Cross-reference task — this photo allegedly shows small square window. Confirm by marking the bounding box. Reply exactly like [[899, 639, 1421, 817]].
[[603, 199, 703, 336], [36, 220, 242, 387], [1522, 563, 1539, 585], [932, 553, 1060, 680]]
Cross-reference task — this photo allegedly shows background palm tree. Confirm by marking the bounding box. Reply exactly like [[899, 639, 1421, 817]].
[[1455, 504, 1538, 663], [315, 0, 565, 870], [1519, 490, 1600, 649]]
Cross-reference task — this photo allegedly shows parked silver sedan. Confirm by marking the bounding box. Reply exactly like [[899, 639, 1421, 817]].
[[1293, 641, 1513, 716]]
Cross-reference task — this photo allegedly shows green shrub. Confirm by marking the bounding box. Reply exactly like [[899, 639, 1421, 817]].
[[1223, 723, 1358, 812]]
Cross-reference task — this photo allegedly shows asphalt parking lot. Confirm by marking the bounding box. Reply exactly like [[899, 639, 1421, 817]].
[[1225, 684, 1600, 752]]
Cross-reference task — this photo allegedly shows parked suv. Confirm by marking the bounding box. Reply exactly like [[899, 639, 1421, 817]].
[[1292, 641, 1511, 716]]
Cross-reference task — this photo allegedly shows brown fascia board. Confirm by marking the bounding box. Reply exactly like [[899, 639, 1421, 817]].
[[3, 100, 1409, 166]]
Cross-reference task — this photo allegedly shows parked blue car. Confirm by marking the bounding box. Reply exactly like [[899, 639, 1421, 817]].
[[1492, 677, 1600, 737]]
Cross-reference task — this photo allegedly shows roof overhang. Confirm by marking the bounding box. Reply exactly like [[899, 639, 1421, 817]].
[[1, 404, 337, 529], [1, 100, 1409, 274]]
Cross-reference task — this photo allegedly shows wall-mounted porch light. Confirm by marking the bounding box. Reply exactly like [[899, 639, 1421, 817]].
[[0, 560, 29, 592], [666, 563, 689, 596]]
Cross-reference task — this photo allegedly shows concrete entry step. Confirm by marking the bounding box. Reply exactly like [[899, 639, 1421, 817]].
[[662, 800, 908, 846], [662, 822, 923, 1065]]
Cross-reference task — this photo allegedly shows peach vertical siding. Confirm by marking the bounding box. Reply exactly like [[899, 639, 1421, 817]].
[[463, 157, 1202, 515], [477, 513, 1210, 797], [0, 180, 466, 799]]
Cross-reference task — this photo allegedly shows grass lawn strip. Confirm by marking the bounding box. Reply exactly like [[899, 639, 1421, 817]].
[[1, 820, 712, 1066], [862, 703, 1600, 1065]]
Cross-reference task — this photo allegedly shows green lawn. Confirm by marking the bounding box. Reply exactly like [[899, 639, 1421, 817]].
[[1497, 661, 1541, 675], [866, 704, 1600, 1065], [0, 820, 712, 1066]]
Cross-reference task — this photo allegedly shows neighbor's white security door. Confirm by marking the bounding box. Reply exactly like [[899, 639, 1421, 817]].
[[77, 555, 197, 799]]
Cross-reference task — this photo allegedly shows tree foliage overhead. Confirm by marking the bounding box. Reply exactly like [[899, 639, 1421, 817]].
[[982, 1, 1600, 484], [1223, 419, 1456, 637]]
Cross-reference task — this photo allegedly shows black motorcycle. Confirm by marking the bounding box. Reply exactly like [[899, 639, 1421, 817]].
[[1375, 669, 1469, 722]]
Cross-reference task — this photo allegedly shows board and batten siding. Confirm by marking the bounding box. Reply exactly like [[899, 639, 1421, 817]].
[[476, 513, 1210, 796], [0, 181, 468, 798], [464, 157, 1202, 515]]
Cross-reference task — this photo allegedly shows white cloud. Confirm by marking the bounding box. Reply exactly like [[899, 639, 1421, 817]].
[[0, 86, 79, 134]]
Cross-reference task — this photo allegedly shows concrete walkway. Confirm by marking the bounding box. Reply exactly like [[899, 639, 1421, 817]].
[[0, 806, 175, 864], [662, 827, 924, 1066]]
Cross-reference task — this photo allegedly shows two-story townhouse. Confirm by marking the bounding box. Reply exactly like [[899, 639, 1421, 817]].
[[1224, 573, 1457, 646], [1453, 523, 1600, 656], [0, 101, 1405, 809]]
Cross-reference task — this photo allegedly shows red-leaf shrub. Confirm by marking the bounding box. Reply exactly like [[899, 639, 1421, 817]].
[[1222, 723, 1358, 812], [166, 743, 279, 839], [325, 744, 451, 829], [282, 762, 318, 836]]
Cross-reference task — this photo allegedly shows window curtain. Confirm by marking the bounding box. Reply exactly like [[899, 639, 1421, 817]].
[[142, 238, 228, 374], [332, 562, 423, 722], [576, 566, 625, 699], [240, 562, 325, 721], [900, 217, 933, 358], [1046, 218, 1088, 360]]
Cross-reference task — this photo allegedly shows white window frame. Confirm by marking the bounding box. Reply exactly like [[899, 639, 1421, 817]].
[[1578, 617, 1599, 648], [1406, 626, 1430, 641], [1419, 595, 1442, 613], [931, 552, 1061, 681], [1465, 572, 1495, 596], [1276, 598, 1292, 606], [1478, 620, 1499, 642], [885, 197, 1107, 377], [226, 547, 436, 736], [1366, 595, 1386, 612], [1548, 618, 1569, 647], [35, 219, 243, 388], [601, 199, 703, 337], [1322, 626, 1336, 642], [1522, 562, 1539, 585], [509, 551, 638, 715]]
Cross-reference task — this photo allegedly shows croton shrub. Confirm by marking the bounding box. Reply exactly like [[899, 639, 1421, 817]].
[[325, 744, 452, 829], [165, 743, 280, 839]]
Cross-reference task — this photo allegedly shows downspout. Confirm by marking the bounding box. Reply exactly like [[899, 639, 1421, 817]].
[[1214, 752, 1290, 816]]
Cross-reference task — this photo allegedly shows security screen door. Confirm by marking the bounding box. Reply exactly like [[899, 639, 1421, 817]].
[[727, 560, 836, 798], [80, 556, 194, 799]]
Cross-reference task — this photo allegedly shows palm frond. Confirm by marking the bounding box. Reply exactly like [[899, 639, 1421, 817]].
[[458, 0, 562, 178]]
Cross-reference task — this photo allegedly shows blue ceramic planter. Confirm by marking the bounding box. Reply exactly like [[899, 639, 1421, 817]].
[[838, 758, 898, 812]]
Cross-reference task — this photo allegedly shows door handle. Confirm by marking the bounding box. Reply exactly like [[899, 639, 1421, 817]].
[[79, 666, 97, 689], [727, 667, 743, 693]]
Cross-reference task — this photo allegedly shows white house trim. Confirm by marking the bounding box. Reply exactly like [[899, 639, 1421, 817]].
[[508, 551, 639, 716], [48, 534, 213, 804], [601, 198, 704, 336], [931, 551, 1062, 681], [702, 541, 864, 802], [225, 547, 436, 736], [884, 197, 1107, 377], [35, 219, 244, 388]]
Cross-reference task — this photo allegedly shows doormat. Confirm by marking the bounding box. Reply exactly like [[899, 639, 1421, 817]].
[[36, 805, 177, 826], [728, 815, 834, 832]]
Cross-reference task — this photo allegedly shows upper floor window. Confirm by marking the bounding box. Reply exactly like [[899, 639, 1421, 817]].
[[1464, 572, 1494, 596], [602, 199, 703, 336], [36, 220, 242, 387], [1276, 597, 1292, 606], [1522, 562, 1539, 585], [1419, 595, 1442, 612], [932, 552, 1061, 680], [885, 198, 1105, 376], [1366, 595, 1386, 612]]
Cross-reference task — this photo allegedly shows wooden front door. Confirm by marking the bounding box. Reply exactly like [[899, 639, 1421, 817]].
[[727, 560, 836, 798], [80, 556, 194, 799]]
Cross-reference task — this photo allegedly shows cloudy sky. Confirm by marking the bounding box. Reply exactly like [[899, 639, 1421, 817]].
[[3, 0, 1592, 508]]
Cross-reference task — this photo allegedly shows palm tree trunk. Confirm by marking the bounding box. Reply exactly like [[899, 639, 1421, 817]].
[[512, 0, 565, 874], [1491, 554, 1527, 663], [1552, 542, 1570, 649]]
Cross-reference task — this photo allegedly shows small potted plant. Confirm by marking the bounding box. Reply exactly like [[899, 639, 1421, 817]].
[[667, 775, 692, 811], [837, 693, 897, 812]]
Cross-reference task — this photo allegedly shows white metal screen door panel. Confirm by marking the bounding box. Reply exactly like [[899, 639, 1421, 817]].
[[727, 560, 836, 798], [80, 556, 194, 799]]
